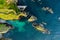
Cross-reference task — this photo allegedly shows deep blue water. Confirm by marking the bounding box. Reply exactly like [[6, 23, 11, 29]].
[[4, 0, 60, 40]]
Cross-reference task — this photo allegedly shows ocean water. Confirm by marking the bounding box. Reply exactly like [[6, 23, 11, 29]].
[[4, 0, 60, 40]]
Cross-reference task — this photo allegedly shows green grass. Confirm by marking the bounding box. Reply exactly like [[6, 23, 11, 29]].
[[0, 24, 9, 32]]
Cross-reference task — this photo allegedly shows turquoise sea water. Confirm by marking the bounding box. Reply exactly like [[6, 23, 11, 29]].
[[4, 0, 60, 40]]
